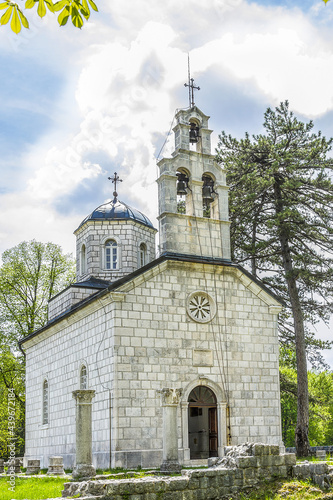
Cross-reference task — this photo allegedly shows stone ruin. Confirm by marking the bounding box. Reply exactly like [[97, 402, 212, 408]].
[[62, 443, 333, 499]]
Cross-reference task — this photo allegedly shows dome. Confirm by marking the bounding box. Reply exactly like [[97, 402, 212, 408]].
[[77, 198, 155, 230]]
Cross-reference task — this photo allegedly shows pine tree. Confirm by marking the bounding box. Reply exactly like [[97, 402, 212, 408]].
[[216, 101, 333, 456]]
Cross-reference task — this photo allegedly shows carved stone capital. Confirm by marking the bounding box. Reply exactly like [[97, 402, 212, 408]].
[[72, 389, 95, 403], [158, 387, 182, 406]]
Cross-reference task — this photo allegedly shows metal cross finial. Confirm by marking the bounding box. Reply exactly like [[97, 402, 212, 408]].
[[184, 54, 200, 108], [108, 172, 122, 201]]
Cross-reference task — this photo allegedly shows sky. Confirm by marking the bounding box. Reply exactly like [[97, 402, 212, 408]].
[[0, 0, 332, 364]]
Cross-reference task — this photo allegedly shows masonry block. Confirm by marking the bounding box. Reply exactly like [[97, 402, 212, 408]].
[[310, 462, 328, 475], [187, 477, 200, 489], [283, 453, 297, 466], [237, 456, 258, 468], [252, 444, 266, 456]]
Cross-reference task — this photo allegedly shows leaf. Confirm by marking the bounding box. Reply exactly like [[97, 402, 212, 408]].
[[10, 6, 21, 33], [25, 0, 36, 9], [74, 1, 88, 17], [44, 0, 54, 12], [57, 4, 69, 25], [0, 5, 12, 25], [88, 0, 97, 11], [71, 4, 83, 28], [17, 6, 29, 28], [37, 0, 46, 18], [53, 0, 67, 11]]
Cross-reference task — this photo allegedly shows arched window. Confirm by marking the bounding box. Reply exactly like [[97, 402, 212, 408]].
[[80, 244, 86, 275], [42, 379, 49, 425], [105, 240, 118, 270], [139, 243, 147, 267], [80, 365, 87, 389]]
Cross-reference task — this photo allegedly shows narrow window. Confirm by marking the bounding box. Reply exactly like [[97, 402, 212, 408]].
[[42, 380, 48, 425], [139, 243, 147, 267], [80, 365, 87, 389], [80, 244, 86, 275], [105, 240, 117, 270]]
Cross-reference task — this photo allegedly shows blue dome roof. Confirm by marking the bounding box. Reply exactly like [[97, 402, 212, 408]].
[[78, 199, 155, 230]]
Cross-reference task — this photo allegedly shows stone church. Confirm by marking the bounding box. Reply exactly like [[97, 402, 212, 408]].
[[20, 105, 283, 470]]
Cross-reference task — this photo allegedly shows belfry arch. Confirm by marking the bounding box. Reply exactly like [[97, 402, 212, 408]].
[[180, 378, 227, 463]]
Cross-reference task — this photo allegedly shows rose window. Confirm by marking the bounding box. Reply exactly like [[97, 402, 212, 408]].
[[186, 291, 216, 323]]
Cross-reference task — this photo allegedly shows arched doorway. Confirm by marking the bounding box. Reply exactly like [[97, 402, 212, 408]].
[[188, 386, 218, 459]]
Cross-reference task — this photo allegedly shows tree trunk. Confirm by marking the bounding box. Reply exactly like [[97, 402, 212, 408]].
[[274, 175, 310, 457]]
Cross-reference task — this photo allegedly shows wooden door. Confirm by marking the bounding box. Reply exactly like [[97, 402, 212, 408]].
[[208, 407, 218, 456]]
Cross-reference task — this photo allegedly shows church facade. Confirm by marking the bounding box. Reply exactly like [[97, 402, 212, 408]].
[[20, 106, 283, 470]]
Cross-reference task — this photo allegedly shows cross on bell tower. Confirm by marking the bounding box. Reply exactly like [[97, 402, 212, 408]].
[[184, 55, 200, 108], [108, 172, 122, 202]]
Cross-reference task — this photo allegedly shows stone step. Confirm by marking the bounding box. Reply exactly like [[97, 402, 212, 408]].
[[186, 459, 208, 467]]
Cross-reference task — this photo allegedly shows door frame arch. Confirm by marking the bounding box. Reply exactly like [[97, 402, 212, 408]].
[[180, 378, 227, 463]]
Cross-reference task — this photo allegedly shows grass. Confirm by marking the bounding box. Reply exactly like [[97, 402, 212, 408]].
[[239, 480, 333, 500], [0, 476, 67, 500]]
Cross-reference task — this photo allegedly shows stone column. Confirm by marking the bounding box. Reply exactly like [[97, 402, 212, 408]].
[[72, 389, 96, 480], [159, 388, 182, 473]]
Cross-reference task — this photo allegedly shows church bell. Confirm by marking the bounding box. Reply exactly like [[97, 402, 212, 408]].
[[177, 173, 189, 196], [202, 176, 215, 205], [189, 122, 199, 144]]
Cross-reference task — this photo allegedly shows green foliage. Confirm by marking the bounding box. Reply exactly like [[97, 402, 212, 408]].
[[0, 240, 75, 341], [0, 240, 75, 457], [280, 367, 333, 447], [0, 347, 25, 458], [0, 476, 66, 500], [0, 0, 98, 33]]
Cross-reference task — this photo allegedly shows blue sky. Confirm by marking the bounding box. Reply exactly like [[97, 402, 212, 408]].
[[0, 0, 332, 363]]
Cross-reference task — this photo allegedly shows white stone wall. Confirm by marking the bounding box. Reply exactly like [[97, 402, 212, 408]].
[[74, 219, 157, 283], [158, 213, 230, 259], [48, 286, 101, 322], [23, 259, 282, 470]]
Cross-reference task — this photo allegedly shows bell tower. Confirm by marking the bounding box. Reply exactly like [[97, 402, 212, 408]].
[[157, 86, 231, 261]]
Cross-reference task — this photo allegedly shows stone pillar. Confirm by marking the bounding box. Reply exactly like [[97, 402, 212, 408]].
[[26, 459, 40, 475], [72, 389, 96, 480], [159, 388, 182, 473], [0, 459, 4, 473], [47, 456, 64, 475]]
